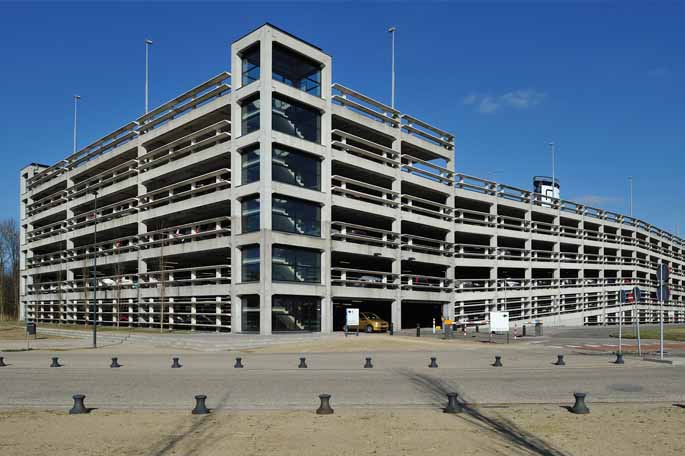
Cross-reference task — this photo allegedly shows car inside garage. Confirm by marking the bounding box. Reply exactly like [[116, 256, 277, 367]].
[[332, 299, 392, 332]]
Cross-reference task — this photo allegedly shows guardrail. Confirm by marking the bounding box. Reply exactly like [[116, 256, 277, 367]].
[[401, 114, 454, 150], [68, 159, 139, 200], [138, 169, 230, 211], [401, 234, 452, 256], [331, 222, 398, 248], [26, 73, 231, 192], [332, 84, 399, 127], [331, 175, 398, 208], [401, 194, 452, 220], [401, 154, 453, 185], [137, 72, 230, 135], [139, 120, 231, 173], [401, 274, 452, 292], [331, 267, 398, 289], [331, 129, 398, 167]]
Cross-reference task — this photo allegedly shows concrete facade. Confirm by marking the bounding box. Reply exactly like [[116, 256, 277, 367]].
[[19, 24, 685, 335]]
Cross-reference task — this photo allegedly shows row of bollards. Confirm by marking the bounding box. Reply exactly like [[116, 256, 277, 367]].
[[6, 352, 627, 370], [67, 390, 591, 416]]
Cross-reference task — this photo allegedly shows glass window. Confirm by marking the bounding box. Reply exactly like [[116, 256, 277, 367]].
[[241, 44, 260, 86], [241, 195, 260, 233], [273, 195, 321, 237], [272, 43, 322, 97], [272, 145, 321, 190], [241, 95, 260, 135], [272, 245, 320, 283], [272, 295, 321, 332], [241, 245, 260, 282], [241, 295, 260, 332], [241, 144, 260, 185], [272, 95, 320, 143]]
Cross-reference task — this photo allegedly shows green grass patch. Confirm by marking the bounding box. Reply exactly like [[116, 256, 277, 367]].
[[612, 327, 685, 341]]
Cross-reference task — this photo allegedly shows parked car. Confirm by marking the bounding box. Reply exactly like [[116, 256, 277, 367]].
[[357, 275, 382, 286], [358, 312, 389, 333]]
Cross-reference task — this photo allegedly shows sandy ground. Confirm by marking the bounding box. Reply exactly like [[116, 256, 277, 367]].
[[244, 334, 496, 354], [0, 404, 682, 456]]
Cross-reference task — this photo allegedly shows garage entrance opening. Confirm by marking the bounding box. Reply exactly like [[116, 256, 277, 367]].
[[333, 299, 392, 332], [401, 301, 445, 329]]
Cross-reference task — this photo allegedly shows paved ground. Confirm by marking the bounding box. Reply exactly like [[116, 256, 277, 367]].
[[2, 325, 684, 455], [1, 344, 683, 410]]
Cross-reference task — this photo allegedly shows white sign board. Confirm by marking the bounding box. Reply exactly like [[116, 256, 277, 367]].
[[346, 308, 360, 327], [489, 311, 510, 332]]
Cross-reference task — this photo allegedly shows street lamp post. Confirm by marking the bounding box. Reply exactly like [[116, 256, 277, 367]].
[[388, 27, 396, 109], [145, 39, 153, 114], [628, 176, 633, 217], [92, 190, 98, 348], [73, 95, 81, 154]]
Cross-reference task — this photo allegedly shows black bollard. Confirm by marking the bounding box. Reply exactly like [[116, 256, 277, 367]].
[[614, 352, 624, 364], [298, 357, 308, 369], [69, 394, 90, 414], [110, 357, 121, 368], [522, 325, 527, 337], [316, 394, 334, 415], [50, 356, 62, 368], [234, 357, 244, 368], [476, 325, 479, 333], [364, 357, 373, 368], [0, 356, 6, 367], [554, 354, 566, 366], [192, 394, 210, 415], [416, 324, 421, 337], [171, 357, 182, 368], [570, 392, 590, 414], [492, 355, 503, 367], [444, 392, 463, 414], [389, 322, 394, 336], [429, 357, 438, 368]]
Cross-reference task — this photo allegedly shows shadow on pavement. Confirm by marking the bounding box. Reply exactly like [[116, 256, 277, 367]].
[[148, 389, 232, 456], [398, 369, 568, 456]]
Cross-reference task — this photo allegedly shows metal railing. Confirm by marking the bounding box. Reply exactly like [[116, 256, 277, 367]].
[[331, 175, 398, 208], [331, 222, 398, 248], [332, 84, 400, 127], [331, 267, 398, 289], [331, 129, 398, 167]]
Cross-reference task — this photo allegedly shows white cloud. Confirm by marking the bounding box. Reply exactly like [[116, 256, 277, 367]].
[[463, 89, 546, 114]]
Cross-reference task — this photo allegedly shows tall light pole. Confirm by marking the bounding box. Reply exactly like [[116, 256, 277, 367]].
[[145, 39, 153, 114], [388, 27, 396, 109], [91, 190, 99, 348], [73, 95, 81, 153], [628, 176, 634, 217], [549, 142, 556, 197]]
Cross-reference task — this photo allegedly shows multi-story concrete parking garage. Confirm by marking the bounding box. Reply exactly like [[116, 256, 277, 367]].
[[20, 24, 685, 335]]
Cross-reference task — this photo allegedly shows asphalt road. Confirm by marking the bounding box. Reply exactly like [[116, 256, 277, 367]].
[[1, 348, 683, 410]]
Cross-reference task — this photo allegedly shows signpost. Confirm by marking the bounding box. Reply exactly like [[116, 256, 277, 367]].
[[490, 311, 510, 343], [345, 308, 359, 337], [618, 290, 626, 356], [656, 264, 669, 361], [631, 286, 642, 356]]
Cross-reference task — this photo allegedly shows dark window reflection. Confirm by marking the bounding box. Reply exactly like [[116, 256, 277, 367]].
[[272, 295, 321, 332]]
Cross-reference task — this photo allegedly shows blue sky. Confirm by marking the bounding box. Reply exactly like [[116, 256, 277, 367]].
[[1, 2, 683, 233]]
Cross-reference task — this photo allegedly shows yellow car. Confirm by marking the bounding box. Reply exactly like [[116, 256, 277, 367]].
[[359, 312, 389, 333]]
